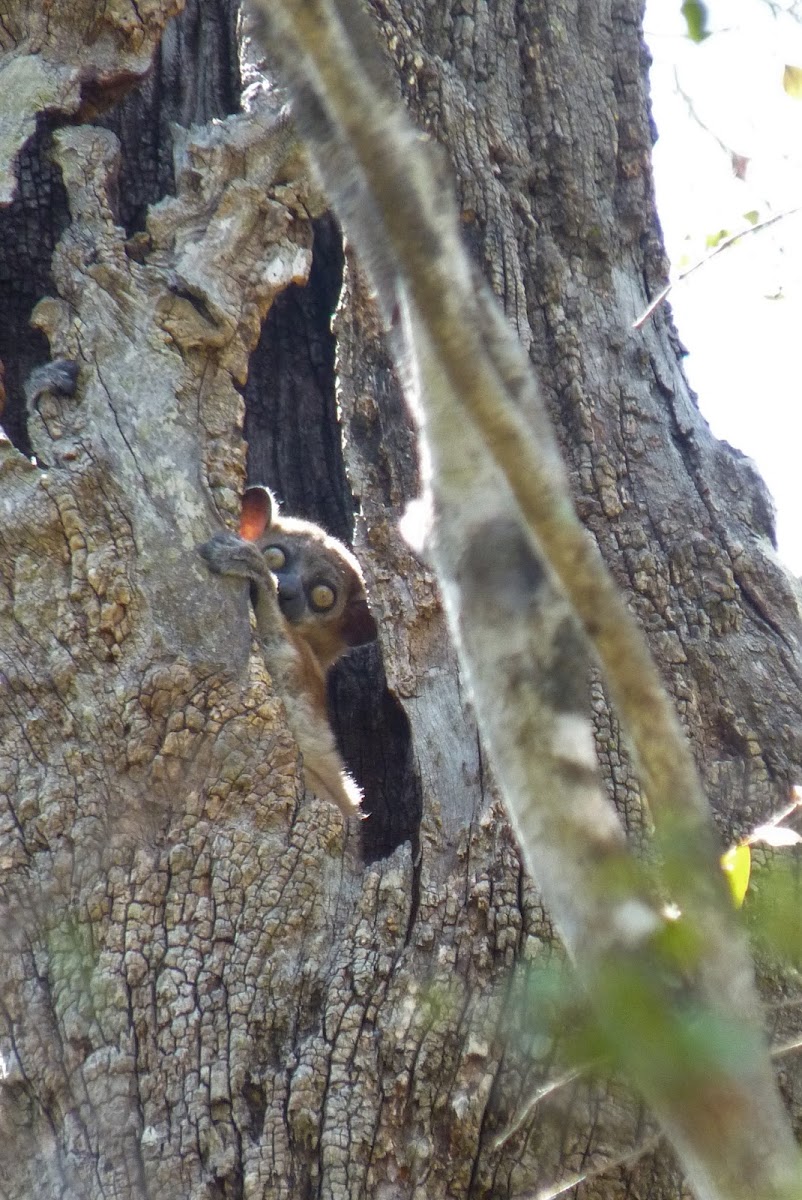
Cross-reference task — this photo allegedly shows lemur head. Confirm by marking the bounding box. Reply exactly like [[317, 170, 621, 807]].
[[240, 486, 377, 672]]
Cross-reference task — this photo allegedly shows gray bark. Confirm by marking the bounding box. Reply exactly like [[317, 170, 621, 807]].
[[0, 2, 801, 1200]]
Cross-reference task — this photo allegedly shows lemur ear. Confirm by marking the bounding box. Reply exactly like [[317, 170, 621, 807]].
[[240, 486, 276, 541]]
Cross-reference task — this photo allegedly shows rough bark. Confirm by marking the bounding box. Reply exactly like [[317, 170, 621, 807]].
[[0, 3, 801, 1200]]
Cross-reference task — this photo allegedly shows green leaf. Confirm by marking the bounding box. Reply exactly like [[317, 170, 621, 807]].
[[746, 859, 802, 964], [721, 843, 751, 908], [783, 64, 802, 99], [743, 210, 760, 226], [682, 1, 710, 42], [705, 228, 731, 249]]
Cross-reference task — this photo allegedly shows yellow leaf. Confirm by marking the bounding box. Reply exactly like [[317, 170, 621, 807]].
[[783, 65, 802, 99], [721, 843, 751, 907]]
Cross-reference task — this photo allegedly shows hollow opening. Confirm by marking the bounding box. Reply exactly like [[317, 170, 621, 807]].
[[0, 120, 71, 456], [0, 0, 242, 453], [243, 214, 422, 862]]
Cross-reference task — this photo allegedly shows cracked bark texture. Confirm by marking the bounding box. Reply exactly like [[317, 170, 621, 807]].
[[1, 3, 802, 1200]]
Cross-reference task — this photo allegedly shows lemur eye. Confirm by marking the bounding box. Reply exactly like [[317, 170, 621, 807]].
[[309, 583, 336, 612], [263, 545, 286, 570]]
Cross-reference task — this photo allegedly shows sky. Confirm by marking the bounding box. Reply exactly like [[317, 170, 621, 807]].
[[644, 0, 802, 571]]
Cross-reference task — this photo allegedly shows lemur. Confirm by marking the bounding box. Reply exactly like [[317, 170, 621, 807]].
[[199, 487, 377, 817]]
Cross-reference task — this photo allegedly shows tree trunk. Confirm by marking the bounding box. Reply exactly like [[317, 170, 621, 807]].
[[1, 3, 800, 1200]]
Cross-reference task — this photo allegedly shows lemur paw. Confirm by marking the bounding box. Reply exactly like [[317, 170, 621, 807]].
[[25, 359, 80, 405], [198, 532, 275, 590]]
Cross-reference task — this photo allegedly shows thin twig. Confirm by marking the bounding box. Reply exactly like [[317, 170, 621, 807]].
[[512, 1135, 663, 1200], [634, 206, 802, 329], [492, 1066, 590, 1150]]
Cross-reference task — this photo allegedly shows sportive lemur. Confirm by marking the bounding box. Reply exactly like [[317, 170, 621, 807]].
[[199, 486, 377, 817]]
